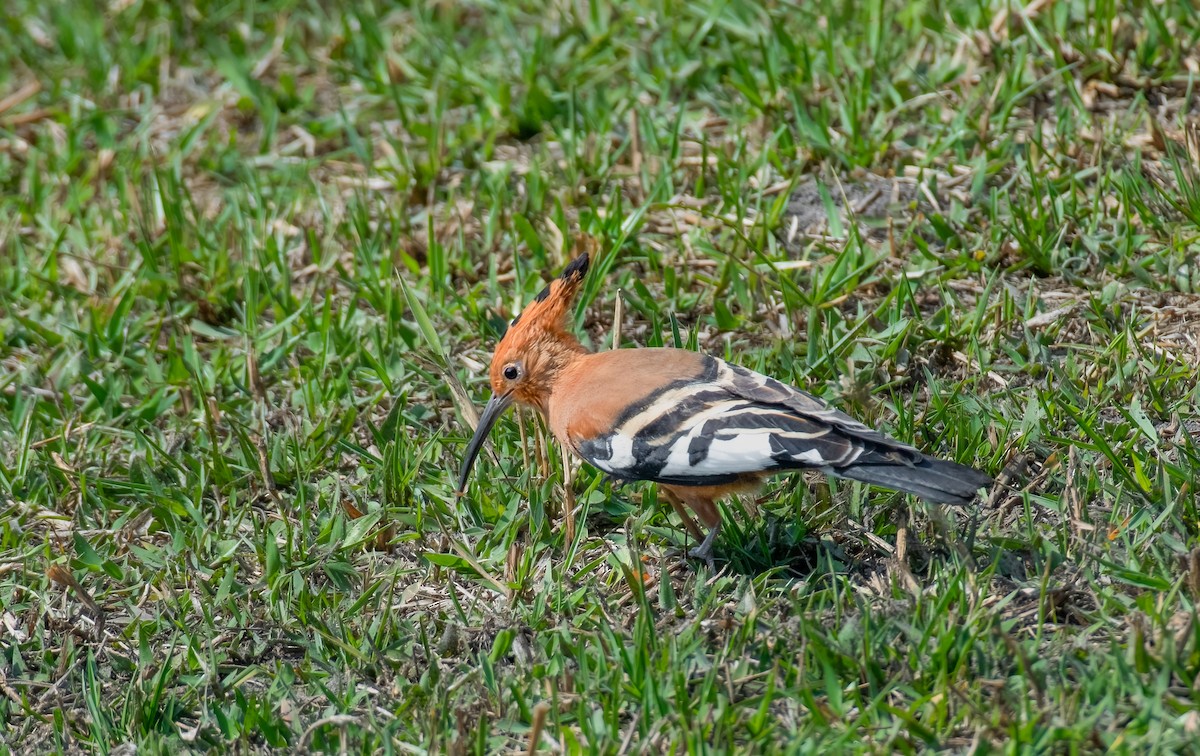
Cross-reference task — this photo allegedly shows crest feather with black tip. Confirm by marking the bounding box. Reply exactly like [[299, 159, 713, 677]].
[[487, 253, 591, 404], [501, 253, 588, 340]]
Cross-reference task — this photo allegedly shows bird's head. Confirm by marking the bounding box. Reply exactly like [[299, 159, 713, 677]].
[[457, 253, 590, 493]]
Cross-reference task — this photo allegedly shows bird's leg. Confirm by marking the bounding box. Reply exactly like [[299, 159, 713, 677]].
[[687, 522, 721, 571], [662, 486, 724, 569], [660, 488, 706, 540]]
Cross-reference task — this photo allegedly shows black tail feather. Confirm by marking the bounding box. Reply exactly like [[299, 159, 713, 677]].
[[838, 455, 991, 505]]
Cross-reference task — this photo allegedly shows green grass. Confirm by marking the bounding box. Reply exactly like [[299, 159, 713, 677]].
[[3, 0, 1200, 752]]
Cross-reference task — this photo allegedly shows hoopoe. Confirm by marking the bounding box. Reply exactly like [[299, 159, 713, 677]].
[[458, 253, 992, 567]]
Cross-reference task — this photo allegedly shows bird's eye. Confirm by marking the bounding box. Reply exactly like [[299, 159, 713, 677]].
[[503, 364, 521, 381]]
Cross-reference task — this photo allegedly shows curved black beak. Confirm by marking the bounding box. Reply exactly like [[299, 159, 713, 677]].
[[456, 392, 515, 494]]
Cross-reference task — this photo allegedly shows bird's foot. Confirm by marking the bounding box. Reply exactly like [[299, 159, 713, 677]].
[[687, 543, 715, 571], [685, 524, 721, 571]]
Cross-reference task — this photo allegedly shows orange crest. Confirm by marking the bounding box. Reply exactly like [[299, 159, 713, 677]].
[[487, 254, 590, 407]]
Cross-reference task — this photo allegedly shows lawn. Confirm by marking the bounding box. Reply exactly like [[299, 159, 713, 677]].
[[2, 0, 1200, 752]]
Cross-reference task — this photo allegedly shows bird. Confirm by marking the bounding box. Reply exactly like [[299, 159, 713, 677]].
[[457, 253, 992, 567]]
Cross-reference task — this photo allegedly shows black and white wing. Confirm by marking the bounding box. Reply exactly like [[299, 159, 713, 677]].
[[576, 356, 990, 505]]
